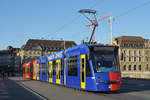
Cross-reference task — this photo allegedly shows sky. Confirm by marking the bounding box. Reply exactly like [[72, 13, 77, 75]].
[[0, 0, 150, 50]]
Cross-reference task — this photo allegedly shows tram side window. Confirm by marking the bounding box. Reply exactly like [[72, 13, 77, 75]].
[[42, 63, 46, 74], [30, 64, 33, 75], [58, 59, 63, 75], [48, 62, 53, 77], [26, 66, 29, 74], [61, 60, 63, 75], [23, 67, 25, 74], [53, 61, 56, 75], [37, 64, 39, 76], [68, 56, 78, 76], [33, 64, 36, 75], [86, 55, 92, 77], [28, 66, 30, 74], [39, 65, 41, 75], [81, 58, 85, 82], [48, 63, 51, 75]]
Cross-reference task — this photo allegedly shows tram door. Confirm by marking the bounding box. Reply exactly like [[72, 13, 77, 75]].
[[49, 61, 53, 83], [64, 58, 66, 85], [36, 64, 39, 80], [56, 59, 61, 84], [33, 64, 36, 79], [30, 64, 33, 78], [80, 54, 86, 89]]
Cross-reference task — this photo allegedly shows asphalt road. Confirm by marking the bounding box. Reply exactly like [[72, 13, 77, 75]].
[[9, 77, 150, 100], [0, 78, 43, 100]]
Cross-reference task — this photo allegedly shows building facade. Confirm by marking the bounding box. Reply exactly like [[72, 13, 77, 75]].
[[20, 39, 76, 64], [0, 46, 21, 75], [115, 36, 150, 79]]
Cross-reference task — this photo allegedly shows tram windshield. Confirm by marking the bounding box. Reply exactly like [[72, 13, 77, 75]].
[[89, 46, 120, 73]]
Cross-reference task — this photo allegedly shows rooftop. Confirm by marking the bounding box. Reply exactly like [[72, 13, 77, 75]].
[[116, 36, 148, 41], [22, 39, 77, 50]]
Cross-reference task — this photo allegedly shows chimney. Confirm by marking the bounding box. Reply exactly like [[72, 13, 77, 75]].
[[41, 37, 44, 40], [51, 37, 53, 40], [60, 38, 63, 40]]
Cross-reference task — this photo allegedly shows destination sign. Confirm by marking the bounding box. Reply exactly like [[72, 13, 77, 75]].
[[93, 46, 118, 52], [47, 51, 63, 61]]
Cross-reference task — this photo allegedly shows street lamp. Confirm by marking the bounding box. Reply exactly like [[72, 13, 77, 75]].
[[108, 15, 115, 44]]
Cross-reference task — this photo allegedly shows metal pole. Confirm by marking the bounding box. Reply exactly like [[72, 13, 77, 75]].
[[110, 17, 113, 44], [64, 40, 66, 85], [64, 40, 66, 51], [89, 24, 96, 43], [109, 15, 114, 44]]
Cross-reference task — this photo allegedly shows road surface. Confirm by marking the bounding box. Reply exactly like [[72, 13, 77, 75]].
[[0, 78, 44, 100], [9, 77, 150, 100]]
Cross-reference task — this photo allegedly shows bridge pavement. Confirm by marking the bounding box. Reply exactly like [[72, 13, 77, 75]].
[[8, 77, 150, 100], [0, 77, 44, 100]]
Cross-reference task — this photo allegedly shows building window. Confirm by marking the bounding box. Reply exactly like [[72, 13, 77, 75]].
[[129, 50, 131, 56], [139, 57, 141, 62], [123, 65, 126, 71], [129, 57, 131, 61], [139, 50, 141, 56], [145, 50, 149, 55], [134, 50, 136, 56], [128, 65, 131, 71], [134, 57, 136, 62], [120, 52, 124, 61], [124, 50, 126, 55], [34, 51, 36, 55], [139, 65, 141, 71], [124, 57, 126, 62], [146, 64, 149, 71], [28, 51, 31, 55], [37, 51, 40, 55], [145, 56, 149, 62], [134, 65, 136, 71], [31, 51, 34, 55]]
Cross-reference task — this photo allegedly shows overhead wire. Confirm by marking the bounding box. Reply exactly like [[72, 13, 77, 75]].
[[112, 0, 150, 38], [52, 14, 81, 35], [50, 0, 105, 39], [90, 0, 105, 9], [46, 0, 150, 40], [79, 0, 150, 43], [116, 0, 150, 18]]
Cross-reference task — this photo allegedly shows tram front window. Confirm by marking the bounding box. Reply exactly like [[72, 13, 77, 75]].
[[90, 47, 120, 73]]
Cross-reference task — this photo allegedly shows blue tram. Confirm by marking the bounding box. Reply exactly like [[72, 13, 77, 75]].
[[47, 51, 65, 85], [40, 56, 48, 82], [23, 44, 121, 91]]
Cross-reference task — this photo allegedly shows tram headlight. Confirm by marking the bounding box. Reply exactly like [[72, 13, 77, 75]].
[[109, 85, 111, 88]]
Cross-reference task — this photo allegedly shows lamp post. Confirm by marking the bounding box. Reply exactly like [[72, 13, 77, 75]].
[[64, 39, 66, 85], [109, 15, 115, 44]]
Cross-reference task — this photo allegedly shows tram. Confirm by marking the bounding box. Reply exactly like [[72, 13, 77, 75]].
[[22, 61, 32, 79], [23, 44, 121, 91]]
